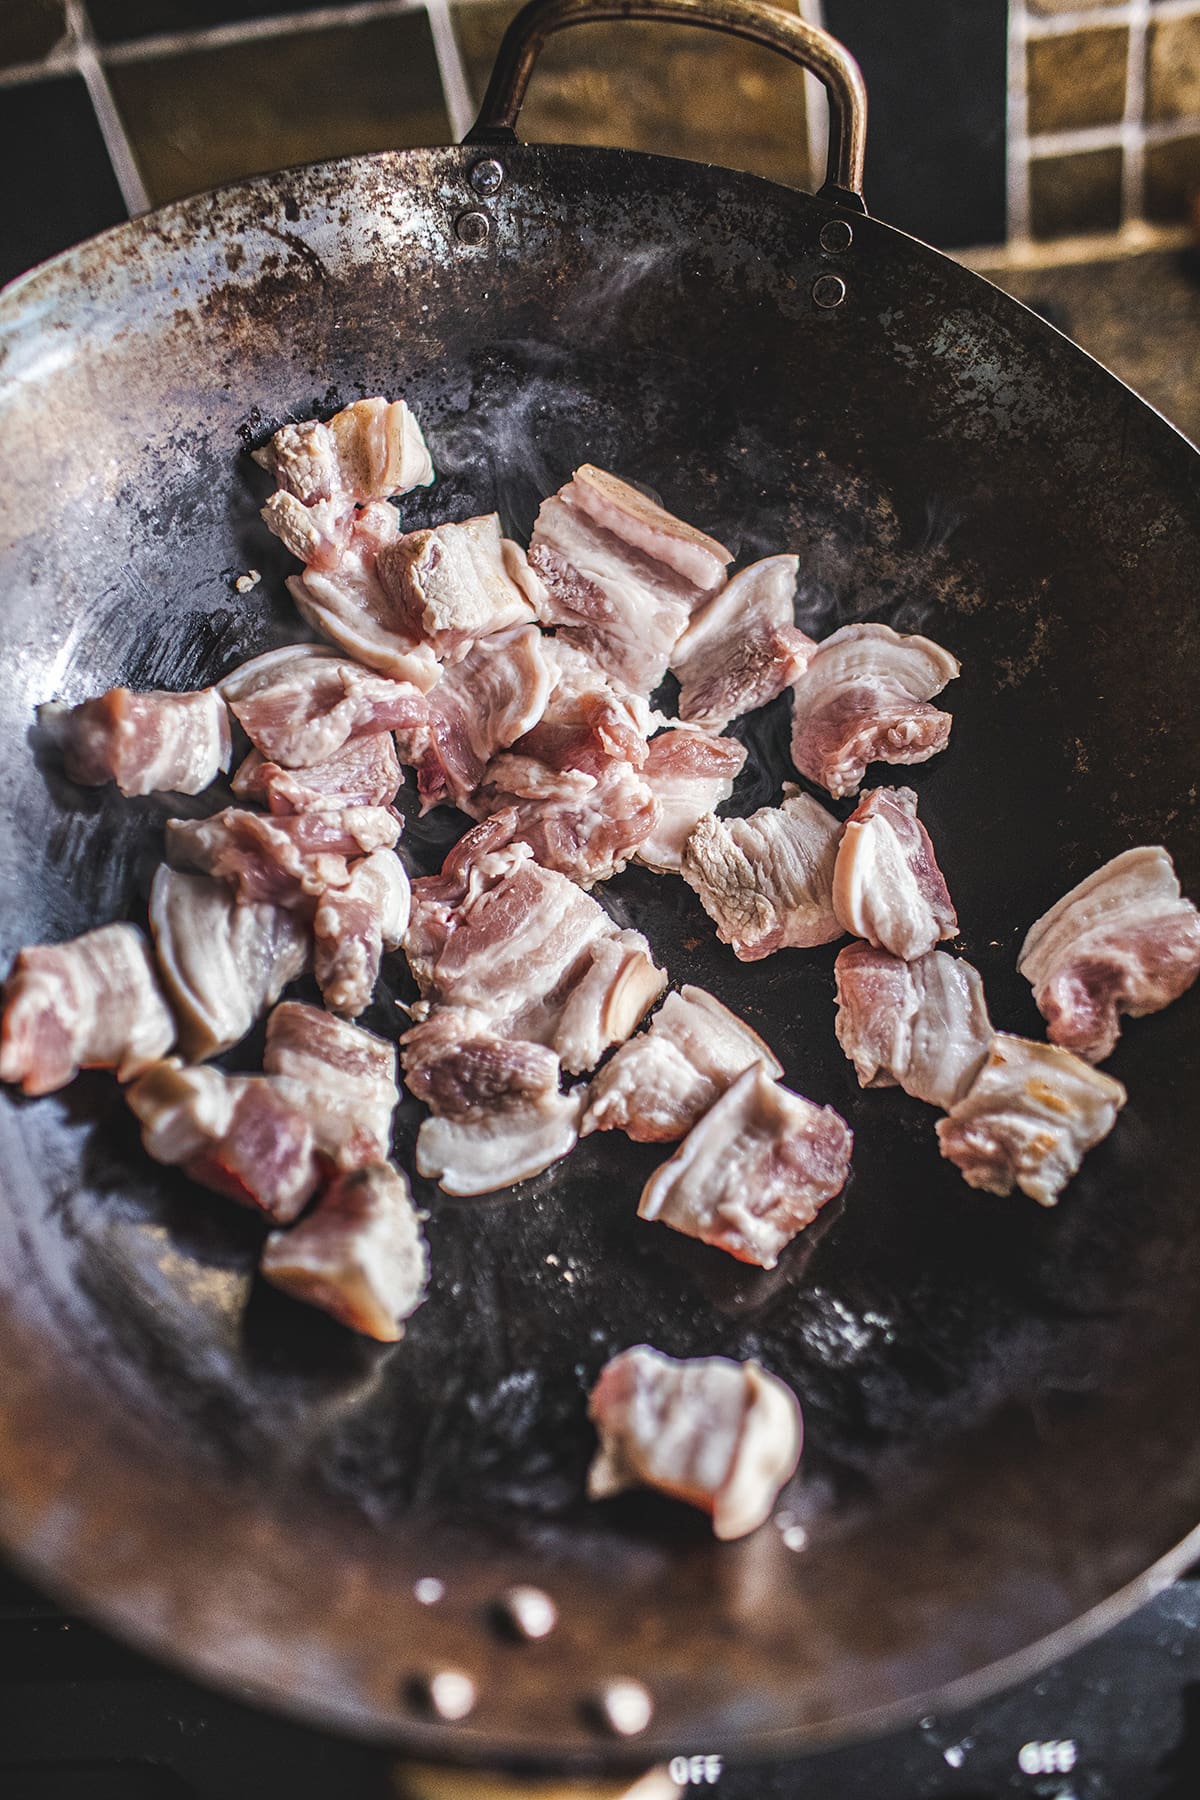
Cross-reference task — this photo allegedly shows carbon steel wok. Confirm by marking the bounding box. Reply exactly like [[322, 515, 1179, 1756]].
[[1, 0, 1199, 1771]]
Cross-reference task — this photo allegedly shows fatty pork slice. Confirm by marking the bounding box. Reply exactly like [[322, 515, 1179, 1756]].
[[255, 396, 434, 511], [264, 1001, 397, 1170], [148, 867, 309, 1060], [284, 501, 441, 690], [634, 728, 748, 875], [528, 464, 732, 695], [166, 805, 400, 909], [833, 785, 957, 960], [681, 787, 843, 960], [231, 730, 401, 814], [936, 1033, 1126, 1206], [1018, 846, 1200, 1063], [260, 1162, 429, 1341], [511, 636, 656, 772], [312, 846, 410, 1017], [670, 555, 817, 730], [583, 985, 782, 1142], [834, 942, 992, 1111], [221, 644, 429, 768], [639, 1065, 853, 1267], [0, 923, 175, 1096], [473, 755, 660, 888], [587, 1345, 802, 1540], [39, 685, 232, 798], [375, 513, 540, 662], [126, 1059, 319, 1223], [397, 623, 555, 812], [790, 622, 960, 799]]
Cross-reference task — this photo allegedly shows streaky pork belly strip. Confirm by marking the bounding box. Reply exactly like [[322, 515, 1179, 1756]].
[[166, 805, 400, 908], [583, 984, 782, 1142], [671, 555, 816, 730], [221, 644, 430, 768], [284, 502, 441, 689], [254, 396, 434, 511], [790, 622, 960, 798], [260, 1162, 430, 1341], [634, 728, 747, 875], [0, 923, 175, 1096], [834, 942, 992, 1110], [1018, 845, 1200, 1063], [264, 1001, 397, 1171], [38, 685, 232, 798], [312, 846, 410, 1017], [681, 786, 843, 960], [375, 513, 539, 661], [936, 1033, 1126, 1206], [231, 731, 401, 814], [833, 785, 958, 960], [587, 1345, 802, 1540], [415, 1083, 585, 1196], [148, 867, 309, 1060], [638, 1064, 853, 1267]]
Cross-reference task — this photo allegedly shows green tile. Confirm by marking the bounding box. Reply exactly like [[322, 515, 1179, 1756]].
[[1029, 147, 1123, 239], [2, 0, 68, 70], [1147, 15, 1200, 124], [1145, 134, 1200, 222], [106, 15, 450, 207], [1027, 26, 1129, 136]]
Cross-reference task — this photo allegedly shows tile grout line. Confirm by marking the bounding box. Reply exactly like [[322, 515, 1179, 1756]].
[[0, 48, 80, 89], [1023, 0, 1200, 31], [1027, 112, 1200, 156], [1007, 0, 1032, 246], [1121, 0, 1150, 226], [796, 0, 832, 195], [67, 0, 151, 216], [426, 0, 476, 143]]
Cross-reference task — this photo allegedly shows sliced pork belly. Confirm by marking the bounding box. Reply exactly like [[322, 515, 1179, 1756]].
[[39, 685, 232, 798], [834, 943, 991, 1110], [399, 624, 555, 811], [0, 923, 175, 1096], [671, 556, 816, 730], [260, 1162, 429, 1341], [474, 755, 660, 887], [312, 846, 410, 1017], [1018, 846, 1200, 1063], [264, 1001, 397, 1170], [634, 729, 747, 874], [790, 622, 960, 798], [126, 1059, 319, 1223], [221, 644, 430, 767], [255, 397, 434, 511], [936, 1033, 1126, 1206], [148, 867, 309, 1060], [833, 785, 957, 960], [681, 787, 842, 960], [231, 731, 401, 814], [513, 636, 655, 773], [416, 1085, 585, 1196], [638, 1065, 853, 1267], [285, 502, 441, 690], [552, 928, 668, 1072], [528, 465, 731, 695], [375, 513, 538, 661], [583, 985, 782, 1142], [403, 1009, 561, 1116], [587, 1345, 802, 1540], [166, 806, 400, 909]]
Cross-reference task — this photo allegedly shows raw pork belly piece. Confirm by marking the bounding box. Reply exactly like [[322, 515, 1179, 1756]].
[[671, 555, 816, 730], [126, 1059, 319, 1223], [254, 396, 434, 511], [681, 787, 843, 960], [261, 1162, 429, 1341], [148, 867, 309, 1060], [0, 923, 175, 1096], [399, 624, 555, 811], [528, 464, 732, 694], [166, 805, 400, 908], [936, 1033, 1126, 1206], [513, 637, 656, 773], [833, 785, 957, 960], [231, 731, 401, 814], [634, 729, 747, 874], [375, 513, 539, 661], [312, 846, 411, 1017], [221, 644, 429, 768], [583, 984, 782, 1142], [1018, 846, 1200, 1063], [638, 1065, 853, 1267], [587, 1345, 802, 1540], [834, 943, 991, 1110], [790, 622, 960, 798], [39, 685, 232, 798], [415, 1085, 585, 1196], [264, 1001, 397, 1171], [285, 503, 440, 690], [474, 755, 659, 887]]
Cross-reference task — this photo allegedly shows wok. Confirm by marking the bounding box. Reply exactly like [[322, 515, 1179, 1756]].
[[1, 0, 1199, 1771]]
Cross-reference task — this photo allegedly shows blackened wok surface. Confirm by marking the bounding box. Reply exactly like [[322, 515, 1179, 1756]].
[[0, 146, 1199, 1768]]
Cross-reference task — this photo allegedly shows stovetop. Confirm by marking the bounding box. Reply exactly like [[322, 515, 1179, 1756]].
[[2, 1557, 1198, 1800]]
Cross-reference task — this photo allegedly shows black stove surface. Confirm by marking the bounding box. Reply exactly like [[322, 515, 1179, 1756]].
[[3, 1558, 1199, 1800]]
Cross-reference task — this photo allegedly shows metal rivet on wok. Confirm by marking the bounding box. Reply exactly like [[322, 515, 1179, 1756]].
[[593, 1677, 654, 1736], [470, 157, 505, 196], [819, 217, 854, 254], [411, 1668, 478, 1721], [454, 209, 491, 247], [495, 1583, 558, 1641], [812, 273, 847, 310]]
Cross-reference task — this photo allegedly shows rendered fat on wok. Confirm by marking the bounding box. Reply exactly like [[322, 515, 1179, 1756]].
[[38, 685, 232, 798], [833, 785, 958, 961], [633, 728, 748, 875], [220, 643, 430, 766], [1018, 845, 1200, 1063], [374, 512, 541, 662], [670, 554, 816, 731], [264, 1001, 398, 1171], [587, 1345, 802, 1540], [681, 787, 843, 960], [834, 942, 992, 1111]]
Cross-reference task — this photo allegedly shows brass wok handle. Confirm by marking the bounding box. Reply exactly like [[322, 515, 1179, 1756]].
[[464, 0, 868, 210]]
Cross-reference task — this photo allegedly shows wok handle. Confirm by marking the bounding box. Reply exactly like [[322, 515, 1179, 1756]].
[[464, 0, 867, 211]]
